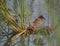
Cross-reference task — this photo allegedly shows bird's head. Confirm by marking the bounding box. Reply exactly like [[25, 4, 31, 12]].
[[38, 15, 45, 20]]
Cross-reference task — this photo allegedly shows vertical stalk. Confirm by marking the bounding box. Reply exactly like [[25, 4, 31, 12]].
[[47, 0, 50, 46], [19, 0, 25, 46], [27, 11, 30, 46], [47, 0, 53, 46]]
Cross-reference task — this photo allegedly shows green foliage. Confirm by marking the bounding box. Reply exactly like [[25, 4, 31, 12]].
[[0, 0, 60, 46], [50, 7, 60, 46]]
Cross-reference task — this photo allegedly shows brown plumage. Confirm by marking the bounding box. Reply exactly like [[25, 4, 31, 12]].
[[27, 15, 45, 34]]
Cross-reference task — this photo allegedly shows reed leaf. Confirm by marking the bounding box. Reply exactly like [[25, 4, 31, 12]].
[[0, 0, 21, 32]]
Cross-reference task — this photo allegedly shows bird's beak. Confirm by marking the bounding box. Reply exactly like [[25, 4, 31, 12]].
[[43, 17, 46, 20]]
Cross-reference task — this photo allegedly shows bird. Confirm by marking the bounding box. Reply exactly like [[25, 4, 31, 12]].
[[27, 15, 45, 34], [22, 15, 45, 37]]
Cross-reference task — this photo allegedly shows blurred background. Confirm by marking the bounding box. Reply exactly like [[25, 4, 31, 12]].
[[0, 0, 60, 46]]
